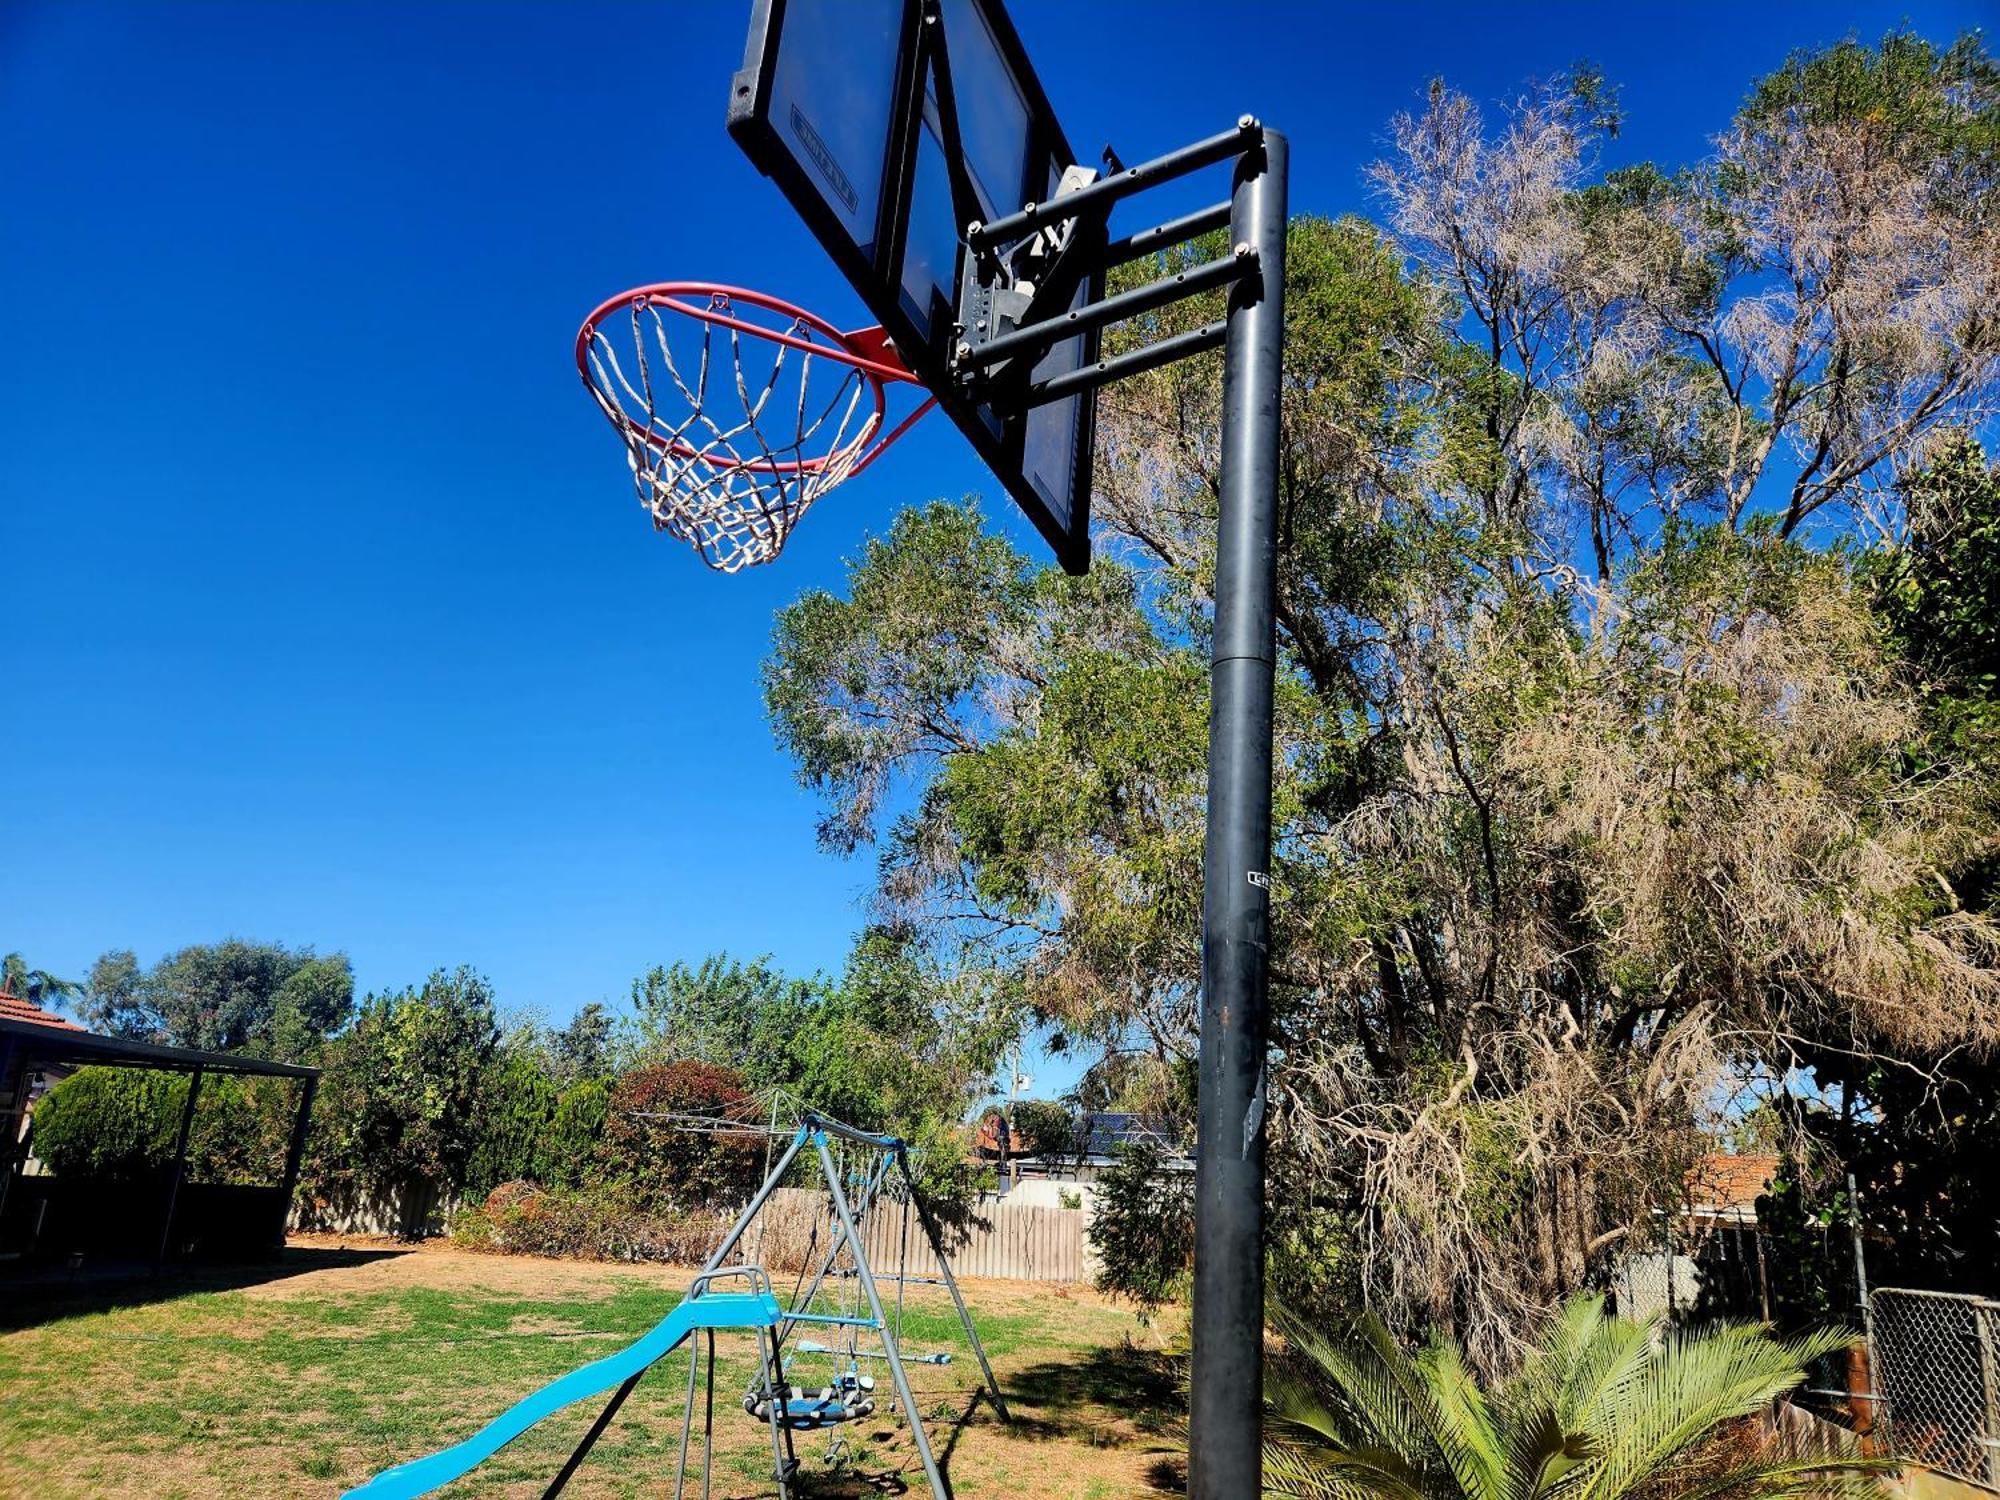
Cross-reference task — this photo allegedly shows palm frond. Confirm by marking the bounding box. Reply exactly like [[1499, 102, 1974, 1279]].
[[1417, 1337, 1511, 1498], [1264, 1436, 1430, 1500], [1665, 1454, 1895, 1500], [1578, 1322, 1854, 1500], [1275, 1307, 1435, 1463], [1270, 1293, 1881, 1500]]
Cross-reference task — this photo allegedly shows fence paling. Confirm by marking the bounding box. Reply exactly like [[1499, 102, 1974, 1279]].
[[757, 1188, 1087, 1284]]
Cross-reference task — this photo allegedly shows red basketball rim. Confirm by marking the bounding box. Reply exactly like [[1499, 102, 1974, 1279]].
[[576, 281, 921, 478]]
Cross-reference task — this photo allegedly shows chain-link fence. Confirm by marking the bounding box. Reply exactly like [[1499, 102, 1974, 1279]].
[[1872, 1287, 2000, 1489]]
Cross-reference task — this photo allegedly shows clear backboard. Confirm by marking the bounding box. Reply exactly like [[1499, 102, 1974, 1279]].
[[726, 0, 1100, 573]]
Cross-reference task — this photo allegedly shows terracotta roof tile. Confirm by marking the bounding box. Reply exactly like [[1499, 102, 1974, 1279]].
[[0, 988, 85, 1032]]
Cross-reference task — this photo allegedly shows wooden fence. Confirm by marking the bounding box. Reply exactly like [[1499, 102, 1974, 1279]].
[[755, 1187, 1088, 1284]]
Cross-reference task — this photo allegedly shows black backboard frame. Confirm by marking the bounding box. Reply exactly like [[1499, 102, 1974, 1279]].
[[727, 0, 1099, 574]]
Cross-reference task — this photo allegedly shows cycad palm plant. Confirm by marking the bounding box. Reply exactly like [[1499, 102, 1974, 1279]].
[[1265, 1295, 1886, 1499]]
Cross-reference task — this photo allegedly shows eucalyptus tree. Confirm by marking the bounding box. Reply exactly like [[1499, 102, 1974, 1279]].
[[766, 34, 2000, 1370]]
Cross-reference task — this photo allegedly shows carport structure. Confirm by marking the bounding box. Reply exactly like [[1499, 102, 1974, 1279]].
[[0, 988, 319, 1266]]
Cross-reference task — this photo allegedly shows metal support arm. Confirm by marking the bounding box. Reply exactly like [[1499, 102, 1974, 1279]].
[[1024, 318, 1226, 407], [955, 248, 1253, 374], [1103, 200, 1233, 266], [967, 117, 1260, 248]]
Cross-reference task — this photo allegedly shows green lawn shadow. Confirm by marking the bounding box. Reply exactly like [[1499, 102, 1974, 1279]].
[[0, 1242, 408, 1333]]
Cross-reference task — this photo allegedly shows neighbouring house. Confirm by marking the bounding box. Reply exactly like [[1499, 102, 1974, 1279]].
[[973, 1108, 1193, 1213], [1610, 1151, 1779, 1321], [0, 986, 319, 1266]]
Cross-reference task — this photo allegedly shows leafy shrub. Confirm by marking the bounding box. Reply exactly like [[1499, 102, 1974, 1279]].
[[32, 1066, 295, 1184], [464, 1046, 557, 1198], [300, 967, 498, 1212], [461, 1054, 614, 1200], [543, 1078, 611, 1188], [451, 1180, 730, 1263], [600, 1061, 763, 1210], [186, 1074, 297, 1184], [32, 1067, 182, 1180], [1087, 1141, 1195, 1311]]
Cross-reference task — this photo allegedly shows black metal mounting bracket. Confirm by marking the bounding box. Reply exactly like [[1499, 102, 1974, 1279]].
[[950, 116, 1265, 407]]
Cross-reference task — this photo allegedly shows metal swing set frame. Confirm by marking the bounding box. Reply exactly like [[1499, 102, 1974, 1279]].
[[645, 1110, 1009, 1500], [344, 1108, 1005, 1500]]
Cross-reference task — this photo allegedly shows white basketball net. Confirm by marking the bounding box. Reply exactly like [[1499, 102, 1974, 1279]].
[[581, 294, 885, 572]]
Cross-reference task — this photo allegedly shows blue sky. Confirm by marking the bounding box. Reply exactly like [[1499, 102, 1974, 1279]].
[[2, 0, 1985, 1097]]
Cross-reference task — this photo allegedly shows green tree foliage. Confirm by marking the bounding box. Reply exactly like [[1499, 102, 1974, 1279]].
[[186, 1075, 297, 1185], [543, 1077, 612, 1189], [1870, 433, 2000, 751], [622, 937, 1005, 1217], [462, 1035, 621, 1199], [1086, 1143, 1195, 1312], [1008, 1099, 1081, 1162], [765, 34, 2000, 1370], [31, 1068, 181, 1180], [1263, 1295, 1884, 1499], [628, 953, 818, 1087], [793, 932, 1007, 1129], [600, 1060, 763, 1211], [78, 949, 147, 1036], [464, 1041, 559, 1200], [264, 956, 356, 1063], [300, 967, 497, 1216], [76, 940, 352, 1059], [547, 1001, 618, 1086], [1, 952, 80, 1011]]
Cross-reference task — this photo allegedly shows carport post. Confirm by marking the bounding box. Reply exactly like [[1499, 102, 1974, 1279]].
[[275, 1073, 319, 1251], [0, 1035, 19, 1233], [155, 1064, 203, 1271]]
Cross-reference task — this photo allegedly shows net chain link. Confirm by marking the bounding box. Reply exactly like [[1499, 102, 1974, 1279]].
[[1872, 1287, 2000, 1489]]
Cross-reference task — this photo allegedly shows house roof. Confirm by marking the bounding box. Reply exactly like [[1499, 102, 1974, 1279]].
[[0, 988, 84, 1033], [1074, 1112, 1184, 1159], [975, 1108, 1190, 1164], [1688, 1153, 1779, 1219]]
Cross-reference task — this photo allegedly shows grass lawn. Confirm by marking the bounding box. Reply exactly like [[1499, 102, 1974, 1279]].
[[0, 1234, 1184, 1498]]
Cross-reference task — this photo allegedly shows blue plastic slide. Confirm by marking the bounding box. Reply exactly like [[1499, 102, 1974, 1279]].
[[342, 1289, 784, 1500]]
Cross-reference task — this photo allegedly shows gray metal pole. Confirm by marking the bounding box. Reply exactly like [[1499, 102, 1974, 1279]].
[[813, 1133, 950, 1500], [773, 1150, 893, 1347], [893, 1147, 1011, 1422], [1189, 125, 1287, 1500]]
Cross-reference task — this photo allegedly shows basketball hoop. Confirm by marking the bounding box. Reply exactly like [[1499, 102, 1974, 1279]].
[[576, 282, 934, 572]]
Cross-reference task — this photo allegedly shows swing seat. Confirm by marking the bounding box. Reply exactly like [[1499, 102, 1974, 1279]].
[[744, 1378, 877, 1430]]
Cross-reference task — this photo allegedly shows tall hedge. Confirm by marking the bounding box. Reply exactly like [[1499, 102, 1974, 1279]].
[[465, 1048, 558, 1199], [544, 1078, 612, 1188], [299, 967, 498, 1209], [31, 1066, 294, 1185]]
